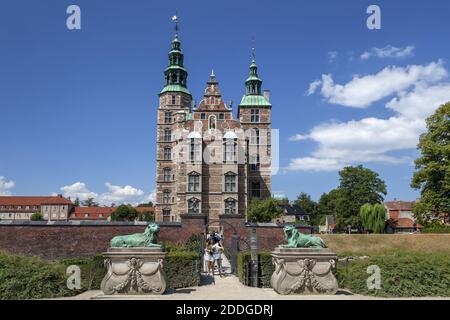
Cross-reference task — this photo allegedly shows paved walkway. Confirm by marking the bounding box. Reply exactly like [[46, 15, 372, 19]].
[[63, 256, 449, 300]]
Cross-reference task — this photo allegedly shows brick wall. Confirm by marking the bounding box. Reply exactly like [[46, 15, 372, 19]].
[[0, 215, 310, 260], [0, 215, 206, 260]]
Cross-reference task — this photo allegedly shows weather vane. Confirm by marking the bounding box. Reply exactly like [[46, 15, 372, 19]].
[[172, 12, 179, 35], [251, 36, 256, 61]]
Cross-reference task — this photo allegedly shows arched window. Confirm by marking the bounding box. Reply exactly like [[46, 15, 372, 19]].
[[188, 198, 200, 214], [163, 168, 172, 182], [209, 115, 216, 130], [223, 139, 236, 162], [164, 128, 172, 142], [250, 128, 260, 145], [224, 198, 237, 215], [190, 139, 201, 162]]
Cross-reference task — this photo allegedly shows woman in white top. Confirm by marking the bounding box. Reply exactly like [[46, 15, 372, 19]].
[[212, 241, 224, 275]]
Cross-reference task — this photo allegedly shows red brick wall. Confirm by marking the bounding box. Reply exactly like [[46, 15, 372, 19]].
[[0, 215, 310, 260], [0, 215, 206, 260]]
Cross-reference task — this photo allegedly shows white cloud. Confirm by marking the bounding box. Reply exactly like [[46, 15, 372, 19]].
[[361, 45, 415, 60], [0, 176, 15, 195], [60, 182, 98, 201], [97, 182, 144, 205], [288, 134, 309, 142], [328, 51, 338, 63], [59, 181, 151, 206], [288, 157, 346, 172], [291, 61, 450, 172], [308, 61, 447, 108]]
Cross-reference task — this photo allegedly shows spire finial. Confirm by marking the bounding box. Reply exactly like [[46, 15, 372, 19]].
[[251, 36, 256, 62], [211, 69, 215, 77], [172, 12, 179, 36]]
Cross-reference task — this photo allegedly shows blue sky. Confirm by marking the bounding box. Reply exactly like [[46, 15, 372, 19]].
[[1, 0, 450, 205]]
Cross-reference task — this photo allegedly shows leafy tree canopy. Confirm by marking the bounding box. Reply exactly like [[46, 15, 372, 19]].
[[247, 198, 282, 223], [110, 205, 138, 222], [411, 102, 450, 222]]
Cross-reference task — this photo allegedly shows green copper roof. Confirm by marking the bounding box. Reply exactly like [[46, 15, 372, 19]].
[[239, 95, 271, 107], [160, 85, 191, 96], [246, 75, 262, 82], [165, 65, 188, 72]]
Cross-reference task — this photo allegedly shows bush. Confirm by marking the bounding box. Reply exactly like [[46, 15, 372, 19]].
[[165, 252, 201, 289], [30, 213, 43, 221], [139, 211, 155, 222], [60, 255, 105, 291], [0, 253, 72, 300], [336, 252, 450, 297], [421, 222, 450, 233]]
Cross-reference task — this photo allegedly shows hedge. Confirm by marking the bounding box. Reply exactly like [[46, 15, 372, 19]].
[[237, 251, 450, 297], [0, 245, 202, 299], [336, 252, 450, 297]]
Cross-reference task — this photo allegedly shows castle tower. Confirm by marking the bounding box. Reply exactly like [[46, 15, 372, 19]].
[[155, 32, 192, 222], [238, 50, 272, 204]]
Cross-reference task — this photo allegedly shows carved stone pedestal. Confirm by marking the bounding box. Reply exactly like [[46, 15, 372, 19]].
[[100, 248, 167, 295], [271, 247, 338, 295]]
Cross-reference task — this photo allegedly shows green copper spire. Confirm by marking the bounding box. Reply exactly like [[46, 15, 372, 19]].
[[160, 15, 191, 96], [239, 48, 271, 107]]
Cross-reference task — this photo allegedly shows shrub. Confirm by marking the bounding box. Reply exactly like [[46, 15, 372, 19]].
[[336, 252, 450, 297], [0, 253, 72, 300], [165, 252, 201, 289], [60, 255, 105, 291], [139, 211, 155, 222], [421, 222, 450, 234], [30, 213, 43, 221]]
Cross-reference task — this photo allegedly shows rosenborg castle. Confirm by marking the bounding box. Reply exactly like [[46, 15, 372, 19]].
[[154, 32, 273, 222]]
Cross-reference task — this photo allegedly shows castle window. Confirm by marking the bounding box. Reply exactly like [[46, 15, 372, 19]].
[[224, 199, 237, 215], [250, 154, 260, 172], [189, 139, 201, 162], [163, 191, 171, 204], [171, 95, 176, 105], [250, 128, 260, 145], [164, 112, 172, 124], [163, 168, 172, 182], [201, 113, 206, 120], [188, 198, 200, 215], [164, 128, 172, 142], [251, 109, 260, 123], [224, 173, 236, 192], [208, 115, 216, 130], [218, 113, 224, 120], [164, 147, 172, 160], [250, 181, 261, 199], [162, 209, 170, 222], [224, 140, 236, 162], [188, 173, 200, 192]]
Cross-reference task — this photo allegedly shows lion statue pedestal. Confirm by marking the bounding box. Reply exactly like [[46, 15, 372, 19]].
[[270, 225, 338, 295], [100, 223, 167, 295]]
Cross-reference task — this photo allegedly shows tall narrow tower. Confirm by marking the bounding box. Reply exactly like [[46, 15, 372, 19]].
[[155, 29, 192, 222], [237, 50, 272, 204]]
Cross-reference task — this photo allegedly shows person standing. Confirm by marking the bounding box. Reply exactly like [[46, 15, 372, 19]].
[[204, 238, 215, 275], [212, 240, 224, 276]]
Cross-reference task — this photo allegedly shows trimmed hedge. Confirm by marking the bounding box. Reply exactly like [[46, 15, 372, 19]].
[[0, 246, 202, 299], [421, 223, 450, 234], [237, 251, 450, 297], [336, 252, 450, 297], [0, 253, 73, 300]]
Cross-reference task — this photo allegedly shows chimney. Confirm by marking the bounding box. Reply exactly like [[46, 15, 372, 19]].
[[263, 90, 270, 102]]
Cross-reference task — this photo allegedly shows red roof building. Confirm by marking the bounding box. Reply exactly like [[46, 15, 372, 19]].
[[69, 207, 116, 220], [384, 201, 422, 233]]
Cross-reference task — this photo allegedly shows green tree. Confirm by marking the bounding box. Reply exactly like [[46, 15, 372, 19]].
[[82, 198, 99, 207], [319, 166, 387, 228], [247, 198, 282, 223], [411, 102, 450, 223], [137, 201, 154, 208], [139, 211, 155, 222], [30, 213, 43, 221], [359, 203, 387, 234], [296, 192, 320, 225], [110, 205, 138, 222], [73, 198, 80, 207]]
